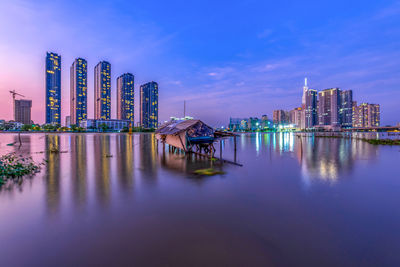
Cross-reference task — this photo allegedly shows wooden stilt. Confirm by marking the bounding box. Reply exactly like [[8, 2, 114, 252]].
[[220, 140, 223, 163], [234, 136, 237, 163]]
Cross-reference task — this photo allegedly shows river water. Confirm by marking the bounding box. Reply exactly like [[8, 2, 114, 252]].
[[0, 132, 399, 266]]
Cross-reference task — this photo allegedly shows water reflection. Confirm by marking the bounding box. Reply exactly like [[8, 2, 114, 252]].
[[70, 134, 87, 209], [12, 134, 31, 154], [116, 134, 134, 192], [300, 137, 378, 184], [1, 132, 397, 266], [94, 135, 111, 206], [0, 133, 383, 197], [160, 149, 215, 181], [256, 133, 379, 184], [138, 134, 158, 184], [45, 135, 61, 215]]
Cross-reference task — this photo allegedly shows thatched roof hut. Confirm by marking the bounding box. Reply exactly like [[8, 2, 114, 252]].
[[156, 119, 215, 151]]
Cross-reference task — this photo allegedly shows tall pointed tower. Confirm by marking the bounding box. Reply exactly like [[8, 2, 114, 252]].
[[302, 77, 308, 106]]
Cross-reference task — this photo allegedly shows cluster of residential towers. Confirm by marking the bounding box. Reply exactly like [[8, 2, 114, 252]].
[[46, 52, 159, 128], [273, 78, 380, 129]]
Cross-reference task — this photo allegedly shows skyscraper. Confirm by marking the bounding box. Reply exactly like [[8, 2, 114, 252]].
[[140, 81, 158, 128], [117, 73, 134, 122], [304, 89, 318, 128], [302, 77, 308, 106], [367, 104, 380, 127], [289, 107, 303, 128], [94, 61, 111, 120], [14, 99, 32, 124], [70, 58, 87, 125], [340, 90, 353, 128], [273, 110, 289, 125], [318, 88, 341, 126], [45, 52, 61, 124], [353, 103, 380, 127]]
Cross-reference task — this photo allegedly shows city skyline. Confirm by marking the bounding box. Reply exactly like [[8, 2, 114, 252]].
[[2, 51, 386, 129], [0, 0, 399, 126]]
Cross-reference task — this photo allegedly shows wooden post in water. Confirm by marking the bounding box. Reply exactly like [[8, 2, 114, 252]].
[[220, 140, 223, 164], [18, 132, 22, 146], [234, 135, 237, 163]]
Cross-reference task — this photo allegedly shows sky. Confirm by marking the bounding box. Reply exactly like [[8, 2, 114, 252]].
[[0, 0, 399, 127]]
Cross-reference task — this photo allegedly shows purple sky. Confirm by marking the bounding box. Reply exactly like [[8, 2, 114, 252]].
[[0, 0, 399, 126]]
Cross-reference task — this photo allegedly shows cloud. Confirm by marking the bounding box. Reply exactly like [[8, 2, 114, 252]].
[[257, 29, 273, 39], [373, 1, 400, 20]]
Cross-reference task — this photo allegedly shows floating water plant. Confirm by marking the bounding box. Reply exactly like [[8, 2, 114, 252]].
[[193, 168, 225, 176], [362, 139, 400, 145], [0, 153, 42, 185]]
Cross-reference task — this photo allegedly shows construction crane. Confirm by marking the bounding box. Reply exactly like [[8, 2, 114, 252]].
[[9, 90, 25, 101], [9, 90, 25, 121]]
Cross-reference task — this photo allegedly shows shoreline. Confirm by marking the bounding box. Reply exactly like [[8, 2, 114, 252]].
[[0, 131, 155, 134]]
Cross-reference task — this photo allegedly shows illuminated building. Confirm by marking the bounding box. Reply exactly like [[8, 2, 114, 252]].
[[302, 77, 308, 106], [273, 110, 289, 125], [289, 107, 303, 128], [94, 61, 111, 120], [14, 99, 32, 124], [247, 117, 260, 131], [80, 119, 129, 131], [368, 104, 381, 127], [229, 118, 245, 131], [117, 73, 134, 122], [70, 58, 87, 125], [340, 90, 353, 128], [353, 103, 380, 127], [45, 52, 61, 124], [318, 88, 341, 126], [140, 81, 158, 128], [261, 115, 272, 129], [304, 89, 318, 128]]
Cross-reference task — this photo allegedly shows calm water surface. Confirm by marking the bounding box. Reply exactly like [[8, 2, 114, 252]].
[[0, 133, 399, 266]]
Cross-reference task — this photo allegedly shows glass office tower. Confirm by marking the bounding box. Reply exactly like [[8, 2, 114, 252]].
[[117, 73, 134, 122], [70, 58, 87, 125], [45, 52, 61, 124], [339, 90, 353, 128], [318, 88, 341, 126], [94, 61, 111, 120], [140, 81, 158, 128], [304, 89, 318, 128]]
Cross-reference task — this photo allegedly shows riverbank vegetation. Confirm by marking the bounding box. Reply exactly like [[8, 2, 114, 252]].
[[193, 168, 225, 176], [311, 135, 400, 145], [0, 123, 155, 133], [0, 153, 42, 186], [362, 139, 400, 145]]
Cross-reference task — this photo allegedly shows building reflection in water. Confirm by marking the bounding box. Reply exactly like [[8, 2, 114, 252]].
[[45, 135, 61, 215], [138, 134, 158, 184], [93, 135, 111, 205], [70, 134, 87, 208], [160, 148, 215, 183], [264, 133, 378, 184], [12, 134, 31, 154], [298, 137, 377, 184], [116, 134, 134, 192]]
